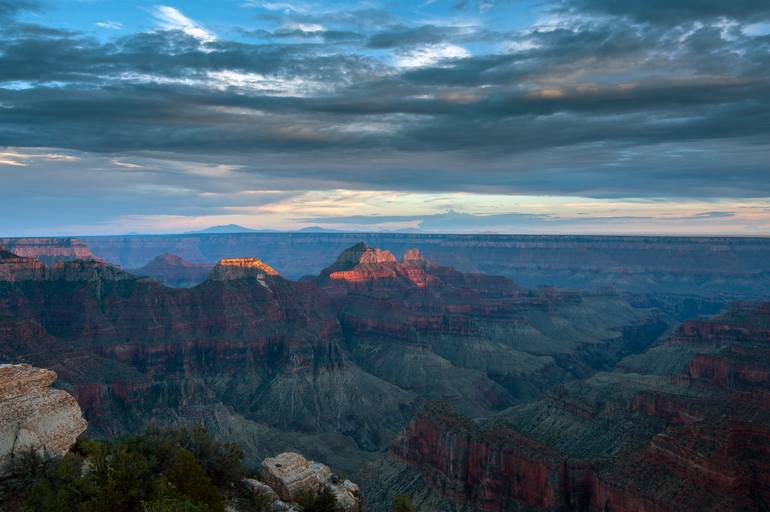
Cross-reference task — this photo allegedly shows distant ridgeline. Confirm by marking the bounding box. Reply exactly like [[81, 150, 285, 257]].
[[3, 233, 770, 295]]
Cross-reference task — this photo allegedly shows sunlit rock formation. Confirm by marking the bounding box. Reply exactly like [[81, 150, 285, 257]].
[[0, 238, 94, 265], [209, 257, 280, 280]]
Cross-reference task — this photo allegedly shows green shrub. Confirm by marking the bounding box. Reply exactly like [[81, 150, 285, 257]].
[[144, 497, 209, 512], [391, 494, 414, 512], [165, 448, 224, 512], [134, 424, 245, 487]]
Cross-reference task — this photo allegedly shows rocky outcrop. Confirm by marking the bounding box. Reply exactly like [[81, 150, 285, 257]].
[[320, 243, 519, 292], [320, 243, 404, 286], [209, 257, 280, 280], [0, 238, 94, 265], [0, 248, 46, 281], [261, 452, 332, 501], [0, 249, 131, 283], [0, 364, 87, 477], [258, 452, 360, 511]]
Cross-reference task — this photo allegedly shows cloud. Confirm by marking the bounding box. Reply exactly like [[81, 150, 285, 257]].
[[557, 0, 770, 24], [0, 0, 768, 231], [394, 43, 471, 68], [111, 159, 144, 169], [283, 22, 325, 33], [453, 0, 499, 13], [242, 1, 308, 13], [96, 21, 123, 30], [297, 207, 763, 234], [150, 5, 215, 43], [0, 150, 80, 167], [367, 24, 495, 49], [0, 0, 41, 18]]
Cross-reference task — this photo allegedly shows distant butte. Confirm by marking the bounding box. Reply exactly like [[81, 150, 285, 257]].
[[209, 257, 280, 281], [217, 257, 279, 275]]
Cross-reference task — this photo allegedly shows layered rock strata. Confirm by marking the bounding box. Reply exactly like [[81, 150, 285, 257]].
[[388, 301, 770, 511], [259, 452, 360, 511], [0, 364, 87, 477]]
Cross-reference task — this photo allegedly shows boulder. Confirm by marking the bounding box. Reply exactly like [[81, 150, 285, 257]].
[[260, 452, 331, 501], [260, 452, 361, 511], [0, 364, 87, 476]]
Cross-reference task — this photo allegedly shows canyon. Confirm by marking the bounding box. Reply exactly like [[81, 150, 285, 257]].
[[0, 238, 768, 510], [374, 301, 770, 511]]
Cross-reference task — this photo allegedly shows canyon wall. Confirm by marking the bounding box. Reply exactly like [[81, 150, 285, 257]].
[[385, 302, 770, 511]]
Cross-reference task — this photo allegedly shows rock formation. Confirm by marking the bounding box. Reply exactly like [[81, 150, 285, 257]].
[[261, 452, 332, 501], [260, 452, 360, 510], [209, 257, 280, 280], [0, 248, 130, 283], [0, 364, 87, 477], [0, 238, 94, 265], [0, 247, 46, 281]]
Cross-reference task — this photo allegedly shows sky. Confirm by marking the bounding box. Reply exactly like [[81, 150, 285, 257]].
[[0, 0, 769, 236]]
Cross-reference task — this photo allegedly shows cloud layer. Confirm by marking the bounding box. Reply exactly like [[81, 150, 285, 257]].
[[0, 0, 768, 234]]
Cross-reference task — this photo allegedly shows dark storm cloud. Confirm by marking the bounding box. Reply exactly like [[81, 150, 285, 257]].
[[559, 0, 770, 24], [0, 0, 769, 200], [0, 0, 41, 18]]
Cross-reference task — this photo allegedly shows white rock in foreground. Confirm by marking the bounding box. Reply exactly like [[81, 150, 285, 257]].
[[261, 452, 331, 501], [0, 364, 87, 476], [260, 452, 361, 511]]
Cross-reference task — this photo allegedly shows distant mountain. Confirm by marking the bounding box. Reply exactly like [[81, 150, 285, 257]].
[[127, 253, 213, 288], [297, 226, 339, 233], [189, 224, 262, 234]]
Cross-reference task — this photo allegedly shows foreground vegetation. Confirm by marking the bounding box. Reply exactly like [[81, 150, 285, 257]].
[[15, 425, 256, 512], [5, 425, 417, 512]]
